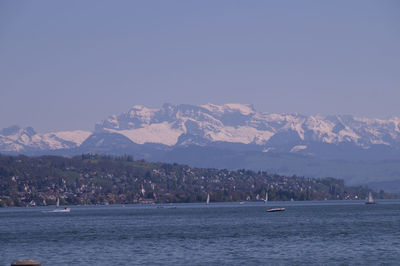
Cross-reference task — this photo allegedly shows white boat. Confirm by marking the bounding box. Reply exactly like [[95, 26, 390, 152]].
[[365, 192, 376, 204], [51, 207, 71, 213], [206, 193, 210, 205], [50, 197, 71, 212], [266, 208, 285, 212]]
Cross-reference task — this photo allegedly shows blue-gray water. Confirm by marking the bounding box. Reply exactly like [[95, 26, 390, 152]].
[[1, 200, 400, 265]]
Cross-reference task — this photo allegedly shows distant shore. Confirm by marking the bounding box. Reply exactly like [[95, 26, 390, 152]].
[[0, 154, 396, 207]]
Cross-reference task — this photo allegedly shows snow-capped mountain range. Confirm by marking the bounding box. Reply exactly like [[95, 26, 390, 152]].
[[93, 103, 400, 151], [2, 103, 400, 191], [2, 103, 400, 156], [0, 125, 91, 153]]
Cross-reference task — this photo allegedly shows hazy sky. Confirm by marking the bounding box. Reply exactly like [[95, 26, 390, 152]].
[[1, 1, 399, 132]]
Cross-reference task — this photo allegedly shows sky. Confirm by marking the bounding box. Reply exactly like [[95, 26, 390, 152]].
[[0, 0, 399, 133]]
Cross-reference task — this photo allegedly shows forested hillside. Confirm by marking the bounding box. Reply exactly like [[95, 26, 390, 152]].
[[0, 154, 392, 207]]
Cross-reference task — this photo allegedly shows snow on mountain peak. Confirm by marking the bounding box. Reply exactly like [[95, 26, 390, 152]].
[[290, 145, 307, 153], [92, 103, 400, 148], [50, 130, 92, 146], [128, 105, 157, 124], [2, 103, 400, 153], [0, 126, 92, 152], [224, 103, 255, 115], [201, 103, 255, 115], [0, 125, 36, 138], [105, 122, 183, 146]]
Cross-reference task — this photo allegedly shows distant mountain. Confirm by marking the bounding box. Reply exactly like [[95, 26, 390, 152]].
[[1, 104, 400, 191], [0, 125, 91, 153], [92, 103, 400, 158]]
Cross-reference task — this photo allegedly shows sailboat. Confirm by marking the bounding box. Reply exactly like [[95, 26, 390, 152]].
[[264, 192, 268, 203], [51, 197, 71, 212], [365, 192, 376, 204], [265, 192, 285, 212], [206, 193, 210, 205]]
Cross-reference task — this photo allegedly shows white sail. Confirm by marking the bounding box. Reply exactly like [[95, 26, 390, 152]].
[[206, 193, 210, 205], [48, 197, 70, 212], [366, 192, 375, 204], [264, 192, 268, 203]]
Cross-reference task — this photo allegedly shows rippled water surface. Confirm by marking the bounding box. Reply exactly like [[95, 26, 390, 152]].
[[1, 200, 400, 265]]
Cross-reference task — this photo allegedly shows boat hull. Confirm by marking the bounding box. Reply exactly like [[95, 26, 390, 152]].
[[266, 208, 285, 212], [50, 208, 71, 213]]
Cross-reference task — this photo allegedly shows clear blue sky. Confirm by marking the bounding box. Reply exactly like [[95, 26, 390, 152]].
[[1, 0, 399, 132]]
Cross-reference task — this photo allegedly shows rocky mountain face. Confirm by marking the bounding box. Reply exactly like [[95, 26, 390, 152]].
[[91, 103, 400, 158], [0, 125, 91, 153], [1, 104, 400, 191]]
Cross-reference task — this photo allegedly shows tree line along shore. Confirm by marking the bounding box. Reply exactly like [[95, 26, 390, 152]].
[[0, 154, 394, 207]]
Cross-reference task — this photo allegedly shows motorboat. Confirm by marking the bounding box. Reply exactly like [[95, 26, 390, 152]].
[[266, 208, 285, 212]]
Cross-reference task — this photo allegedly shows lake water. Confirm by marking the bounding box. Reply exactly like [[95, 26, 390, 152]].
[[1, 200, 400, 265]]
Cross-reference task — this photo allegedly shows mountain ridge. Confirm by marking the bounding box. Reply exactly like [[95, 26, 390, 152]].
[[93, 103, 400, 150], [3, 103, 400, 153], [1, 103, 400, 191]]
